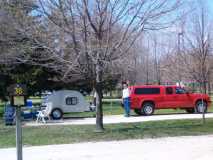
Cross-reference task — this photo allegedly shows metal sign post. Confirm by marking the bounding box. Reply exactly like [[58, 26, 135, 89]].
[[16, 106, 22, 160], [8, 84, 27, 160]]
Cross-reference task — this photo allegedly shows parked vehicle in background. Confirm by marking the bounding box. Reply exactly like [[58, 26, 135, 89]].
[[41, 90, 93, 119], [129, 85, 211, 116]]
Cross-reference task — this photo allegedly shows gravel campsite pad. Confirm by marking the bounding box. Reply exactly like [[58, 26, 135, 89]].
[[1, 135, 213, 160]]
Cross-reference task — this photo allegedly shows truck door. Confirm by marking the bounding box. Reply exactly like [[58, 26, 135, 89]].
[[130, 87, 141, 109], [159, 87, 177, 108], [175, 87, 192, 107]]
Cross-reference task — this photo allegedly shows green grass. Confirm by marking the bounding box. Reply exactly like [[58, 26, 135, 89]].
[[2, 98, 212, 118], [0, 104, 4, 117], [1, 118, 213, 148], [64, 101, 123, 118], [1, 97, 213, 118], [67, 95, 213, 117], [29, 97, 42, 106], [65, 100, 213, 118]]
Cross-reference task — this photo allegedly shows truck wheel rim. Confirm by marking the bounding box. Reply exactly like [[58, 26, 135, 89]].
[[145, 106, 153, 114], [197, 103, 206, 113]]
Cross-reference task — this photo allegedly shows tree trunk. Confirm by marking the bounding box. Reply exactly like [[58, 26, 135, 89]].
[[208, 78, 211, 95], [110, 90, 112, 97], [203, 82, 207, 94], [95, 60, 104, 132], [202, 74, 207, 94]]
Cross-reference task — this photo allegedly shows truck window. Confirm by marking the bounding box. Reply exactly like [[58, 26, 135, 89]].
[[175, 87, 186, 94], [66, 97, 78, 105], [166, 87, 173, 94], [134, 88, 160, 95]]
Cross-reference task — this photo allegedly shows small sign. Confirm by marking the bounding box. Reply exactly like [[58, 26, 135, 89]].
[[8, 84, 27, 96], [13, 96, 26, 106], [8, 84, 27, 107]]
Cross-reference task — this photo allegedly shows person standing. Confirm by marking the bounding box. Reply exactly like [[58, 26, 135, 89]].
[[93, 90, 97, 106], [122, 82, 130, 117]]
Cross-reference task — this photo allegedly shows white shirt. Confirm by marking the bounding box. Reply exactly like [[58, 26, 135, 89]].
[[94, 92, 97, 98], [122, 88, 130, 98]]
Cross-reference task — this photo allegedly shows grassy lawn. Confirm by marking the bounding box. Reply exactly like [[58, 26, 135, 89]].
[[1, 97, 213, 148], [1, 118, 213, 148], [1, 98, 213, 118], [0, 104, 4, 117], [65, 101, 124, 117], [67, 95, 213, 117], [65, 100, 213, 117]]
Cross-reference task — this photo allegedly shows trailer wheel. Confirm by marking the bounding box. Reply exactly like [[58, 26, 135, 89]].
[[51, 108, 63, 120]]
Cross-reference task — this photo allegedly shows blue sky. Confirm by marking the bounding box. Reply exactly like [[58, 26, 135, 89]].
[[206, 0, 213, 16]]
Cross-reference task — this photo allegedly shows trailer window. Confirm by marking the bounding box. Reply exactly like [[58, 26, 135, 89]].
[[66, 97, 78, 105]]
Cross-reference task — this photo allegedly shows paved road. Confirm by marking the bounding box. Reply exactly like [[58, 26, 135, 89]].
[[25, 113, 213, 126], [1, 135, 213, 160]]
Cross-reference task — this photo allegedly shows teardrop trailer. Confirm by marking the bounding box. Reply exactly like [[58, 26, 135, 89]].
[[41, 90, 95, 120]]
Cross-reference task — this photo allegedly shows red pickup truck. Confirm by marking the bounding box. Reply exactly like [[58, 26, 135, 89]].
[[129, 85, 211, 116]]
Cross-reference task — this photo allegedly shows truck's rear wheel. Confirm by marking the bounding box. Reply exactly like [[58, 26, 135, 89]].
[[142, 102, 154, 116], [51, 108, 63, 120], [196, 101, 207, 113]]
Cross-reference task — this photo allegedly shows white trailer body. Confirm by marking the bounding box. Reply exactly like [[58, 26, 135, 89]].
[[42, 90, 91, 119]]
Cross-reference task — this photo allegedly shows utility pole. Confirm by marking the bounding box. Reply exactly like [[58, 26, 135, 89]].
[[154, 36, 160, 84], [177, 32, 183, 86], [146, 39, 150, 85]]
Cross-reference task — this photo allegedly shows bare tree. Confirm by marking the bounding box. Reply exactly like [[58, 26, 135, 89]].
[[1, 0, 181, 131], [0, 0, 39, 65], [179, 0, 213, 93]]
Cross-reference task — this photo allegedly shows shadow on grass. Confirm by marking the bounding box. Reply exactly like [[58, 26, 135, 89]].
[[132, 112, 213, 117], [130, 113, 186, 117], [63, 115, 96, 119], [110, 122, 203, 133]]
